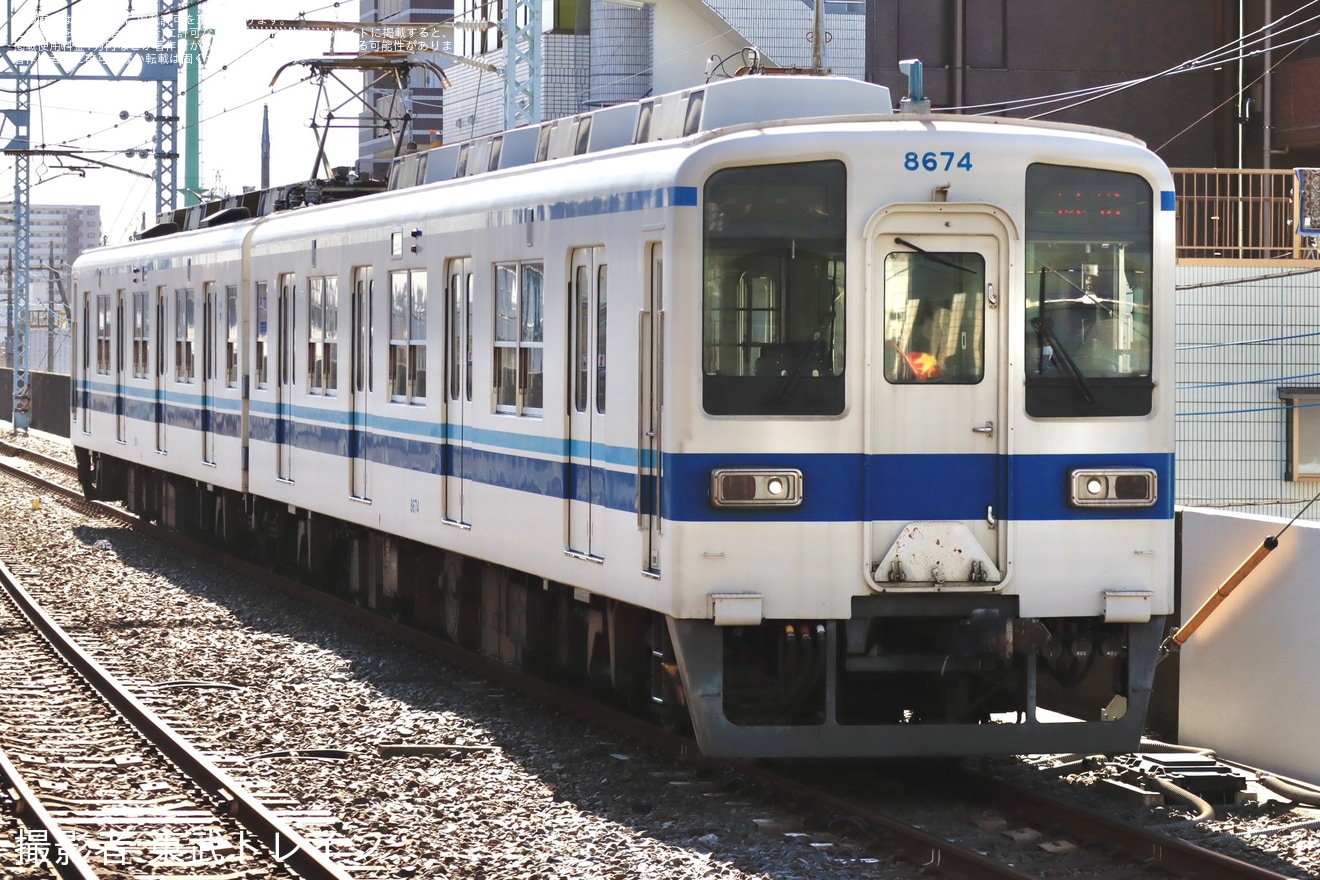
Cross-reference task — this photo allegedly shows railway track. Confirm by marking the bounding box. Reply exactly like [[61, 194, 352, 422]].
[[0, 460, 360, 878], [0, 444, 1305, 880]]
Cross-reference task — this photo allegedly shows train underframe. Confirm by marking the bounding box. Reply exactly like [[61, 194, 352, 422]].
[[80, 451, 1164, 758]]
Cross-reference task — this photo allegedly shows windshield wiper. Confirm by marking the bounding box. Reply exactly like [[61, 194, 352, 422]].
[[1032, 316, 1095, 407], [894, 237, 975, 274]]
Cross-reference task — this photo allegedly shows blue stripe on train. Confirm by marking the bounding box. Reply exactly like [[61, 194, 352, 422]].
[[77, 386, 1172, 523], [664, 452, 1173, 522]]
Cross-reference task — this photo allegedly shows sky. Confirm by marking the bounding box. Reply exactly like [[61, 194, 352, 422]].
[[3, 0, 362, 244]]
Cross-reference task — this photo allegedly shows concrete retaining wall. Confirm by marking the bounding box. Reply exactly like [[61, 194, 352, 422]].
[[0, 370, 71, 437], [1179, 507, 1320, 784]]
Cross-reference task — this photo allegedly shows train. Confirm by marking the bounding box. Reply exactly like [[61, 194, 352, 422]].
[[70, 71, 1175, 758]]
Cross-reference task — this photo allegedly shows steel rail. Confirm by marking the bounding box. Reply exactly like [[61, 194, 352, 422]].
[[0, 440, 77, 476], [0, 457, 1300, 880], [0, 746, 100, 878], [962, 769, 1296, 880], [0, 458, 1044, 878], [0, 549, 355, 880]]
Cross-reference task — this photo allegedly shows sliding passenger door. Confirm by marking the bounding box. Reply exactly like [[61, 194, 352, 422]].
[[114, 290, 127, 443], [639, 244, 663, 574], [349, 267, 372, 500], [201, 282, 216, 463], [276, 273, 295, 481], [79, 291, 91, 434], [154, 287, 167, 452], [443, 258, 472, 524], [567, 247, 607, 559]]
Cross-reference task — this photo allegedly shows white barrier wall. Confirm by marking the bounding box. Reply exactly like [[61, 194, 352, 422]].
[[1179, 507, 1320, 785]]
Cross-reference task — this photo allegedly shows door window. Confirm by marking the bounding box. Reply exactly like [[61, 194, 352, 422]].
[[883, 250, 985, 385]]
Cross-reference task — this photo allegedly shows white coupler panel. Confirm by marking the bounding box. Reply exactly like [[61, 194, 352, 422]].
[[1178, 507, 1320, 786]]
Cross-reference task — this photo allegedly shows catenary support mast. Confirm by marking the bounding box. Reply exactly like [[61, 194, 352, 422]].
[[0, 0, 179, 432]]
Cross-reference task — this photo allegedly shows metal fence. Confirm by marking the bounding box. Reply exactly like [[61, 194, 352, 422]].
[[1, 325, 73, 374], [1172, 168, 1309, 261]]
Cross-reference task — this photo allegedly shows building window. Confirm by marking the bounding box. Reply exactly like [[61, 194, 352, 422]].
[[95, 294, 111, 375], [308, 276, 339, 395], [389, 269, 426, 403], [1281, 387, 1320, 480], [132, 292, 150, 379], [494, 261, 543, 415], [459, 0, 505, 56], [175, 288, 194, 382]]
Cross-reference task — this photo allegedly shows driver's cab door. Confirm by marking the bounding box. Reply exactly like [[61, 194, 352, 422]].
[[865, 206, 1012, 590]]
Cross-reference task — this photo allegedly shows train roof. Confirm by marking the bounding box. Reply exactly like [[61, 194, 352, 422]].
[[100, 73, 1154, 253], [388, 75, 895, 190]]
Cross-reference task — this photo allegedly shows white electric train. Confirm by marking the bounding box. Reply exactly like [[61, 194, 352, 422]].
[[71, 72, 1175, 758]]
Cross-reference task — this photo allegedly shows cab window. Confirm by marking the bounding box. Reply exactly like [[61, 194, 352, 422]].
[[702, 160, 846, 415], [1025, 164, 1154, 417]]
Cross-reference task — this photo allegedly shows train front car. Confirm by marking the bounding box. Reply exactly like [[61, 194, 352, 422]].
[[664, 83, 1174, 757]]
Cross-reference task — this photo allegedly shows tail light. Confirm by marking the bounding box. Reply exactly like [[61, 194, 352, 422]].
[[710, 469, 803, 508], [1069, 468, 1157, 508]]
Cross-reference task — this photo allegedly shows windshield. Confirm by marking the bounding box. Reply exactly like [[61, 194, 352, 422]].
[[1024, 164, 1154, 417], [702, 160, 847, 415]]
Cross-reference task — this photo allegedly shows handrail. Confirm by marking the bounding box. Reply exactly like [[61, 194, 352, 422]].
[[1172, 167, 1306, 261]]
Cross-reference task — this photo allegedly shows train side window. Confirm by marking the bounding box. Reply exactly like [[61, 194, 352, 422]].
[[203, 281, 216, 381], [702, 160, 846, 415], [446, 258, 473, 402], [115, 290, 126, 375], [278, 274, 296, 388], [351, 268, 374, 394], [132, 292, 150, 379], [883, 252, 985, 384], [255, 281, 269, 389], [95, 294, 111, 375], [308, 276, 339, 396], [225, 285, 239, 387], [573, 265, 588, 412], [494, 260, 544, 416], [155, 287, 167, 378], [174, 288, 195, 383], [389, 269, 426, 404], [465, 271, 473, 402], [596, 264, 607, 414], [81, 293, 91, 377], [1024, 163, 1154, 417]]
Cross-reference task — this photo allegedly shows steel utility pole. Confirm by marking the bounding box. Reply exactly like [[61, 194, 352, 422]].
[[0, 1, 179, 431], [504, 0, 542, 129], [183, 5, 213, 205]]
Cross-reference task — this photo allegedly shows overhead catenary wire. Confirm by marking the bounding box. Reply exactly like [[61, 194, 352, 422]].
[[946, 0, 1320, 118], [1, 1, 356, 240]]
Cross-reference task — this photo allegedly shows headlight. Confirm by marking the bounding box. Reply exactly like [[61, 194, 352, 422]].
[[710, 468, 803, 508], [1069, 468, 1157, 508]]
